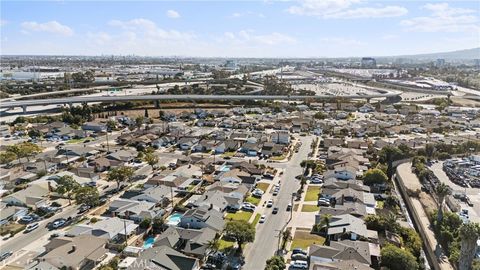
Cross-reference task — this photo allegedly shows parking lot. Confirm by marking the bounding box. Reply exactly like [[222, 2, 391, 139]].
[[430, 161, 480, 224]]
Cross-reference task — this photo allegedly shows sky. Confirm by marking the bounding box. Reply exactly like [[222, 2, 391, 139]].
[[1, 0, 479, 57]]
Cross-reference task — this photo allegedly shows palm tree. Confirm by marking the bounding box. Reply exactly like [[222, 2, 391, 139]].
[[206, 237, 220, 255], [436, 183, 451, 223], [316, 214, 332, 245], [281, 228, 292, 250], [459, 222, 480, 270]]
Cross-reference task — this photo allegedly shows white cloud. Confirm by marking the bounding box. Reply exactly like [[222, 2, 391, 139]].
[[230, 11, 265, 18], [108, 18, 194, 41], [21, 21, 73, 36], [401, 3, 479, 32], [287, 0, 407, 19], [166, 10, 180, 19], [0, 20, 8, 27], [220, 30, 296, 45]]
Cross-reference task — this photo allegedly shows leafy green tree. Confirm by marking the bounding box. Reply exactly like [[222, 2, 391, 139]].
[[143, 153, 159, 170], [459, 222, 480, 270], [281, 228, 292, 250], [265, 256, 286, 270], [55, 175, 81, 205], [152, 217, 164, 233], [206, 237, 220, 255], [74, 186, 99, 207], [107, 166, 135, 190], [363, 168, 388, 186], [436, 183, 451, 223], [380, 244, 418, 270], [223, 220, 255, 254], [0, 151, 17, 164], [139, 218, 151, 229]]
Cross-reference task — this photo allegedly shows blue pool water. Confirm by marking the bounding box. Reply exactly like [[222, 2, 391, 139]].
[[143, 236, 155, 249], [219, 165, 231, 172], [166, 212, 183, 226]]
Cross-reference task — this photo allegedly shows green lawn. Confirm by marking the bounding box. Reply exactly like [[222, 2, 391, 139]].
[[221, 151, 236, 157], [270, 154, 287, 161], [251, 213, 261, 226], [67, 137, 94, 144], [376, 200, 384, 209], [290, 231, 325, 250], [304, 186, 321, 201], [225, 211, 253, 222], [218, 238, 236, 252], [255, 182, 270, 192], [301, 205, 320, 212], [245, 196, 261, 206]]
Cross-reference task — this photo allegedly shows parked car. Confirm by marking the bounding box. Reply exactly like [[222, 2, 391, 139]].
[[291, 253, 308, 261], [24, 223, 39, 233], [291, 260, 308, 269], [241, 203, 256, 212], [292, 248, 307, 255], [272, 207, 279, 214], [287, 203, 292, 211], [50, 219, 66, 229], [252, 189, 264, 197], [0, 251, 13, 262], [318, 198, 330, 207], [259, 215, 266, 223], [78, 204, 91, 214], [272, 189, 279, 196]]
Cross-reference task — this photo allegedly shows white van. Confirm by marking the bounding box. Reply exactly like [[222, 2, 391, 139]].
[[291, 260, 308, 269]]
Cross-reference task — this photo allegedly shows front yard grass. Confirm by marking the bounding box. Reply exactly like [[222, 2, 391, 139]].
[[304, 186, 321, 201], [252, 213, 261, 226], [218, 238, 236, 252], [301, 204, 320, 212], [0, 223, 26, 236], [221, 151, 236, 157], [290, 230, 325, 250], [255, 182, 270, 192], [245, 196, 261, 206], [225, 211, 253, 222]]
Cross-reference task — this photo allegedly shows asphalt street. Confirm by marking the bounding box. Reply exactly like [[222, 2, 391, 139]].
[[243, 135, 312, 270]]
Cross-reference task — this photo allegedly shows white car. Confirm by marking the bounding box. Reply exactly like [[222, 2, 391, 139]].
[[291, 260, 308, 269], [266, 200, 273, 208], [241, 204, 256, 212], [274, 183, 280, 188], [259, 215, 266, 223], [25, 223, 39, 233]]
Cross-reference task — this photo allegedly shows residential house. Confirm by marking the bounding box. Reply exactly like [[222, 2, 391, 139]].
[[66, 217, 138, 242], [179, 205, 225, 232], [127, 246, 199, 270], [35, 235, 108, 270], [109, 199, 162, 222], [82, 122, 107, 132], [271, 131, 290, 145], [2, 182, 49, 209], [190, 190, 243, 211], [154, 226, 217, 259]]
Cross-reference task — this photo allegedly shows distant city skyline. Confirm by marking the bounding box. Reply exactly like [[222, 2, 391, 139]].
[[1, 0, 479, 57]]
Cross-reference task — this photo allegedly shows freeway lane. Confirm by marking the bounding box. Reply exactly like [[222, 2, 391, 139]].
[[0, 92, 401, 109], [243, 135, 313, 270]]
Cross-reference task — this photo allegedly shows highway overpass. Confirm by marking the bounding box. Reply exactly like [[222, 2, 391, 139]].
[[0, 91, 402, 113]]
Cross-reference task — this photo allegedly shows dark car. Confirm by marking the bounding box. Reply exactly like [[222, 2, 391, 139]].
[[292, 248, 307, 255], [0, 251, 13, 262], [272, 207, 279, 214]]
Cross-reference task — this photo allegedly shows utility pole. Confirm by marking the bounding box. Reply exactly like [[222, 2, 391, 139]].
[[123, 219, 128, 244], [105, 130, 110, 153]]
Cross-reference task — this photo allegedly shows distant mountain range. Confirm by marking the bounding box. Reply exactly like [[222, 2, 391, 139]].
[[389, 47, 480, 60]]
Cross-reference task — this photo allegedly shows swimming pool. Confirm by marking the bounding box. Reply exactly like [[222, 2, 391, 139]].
[[143, 236, 155, 249], [219, 165, 231, 172], [166, 212, 183, 226]]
